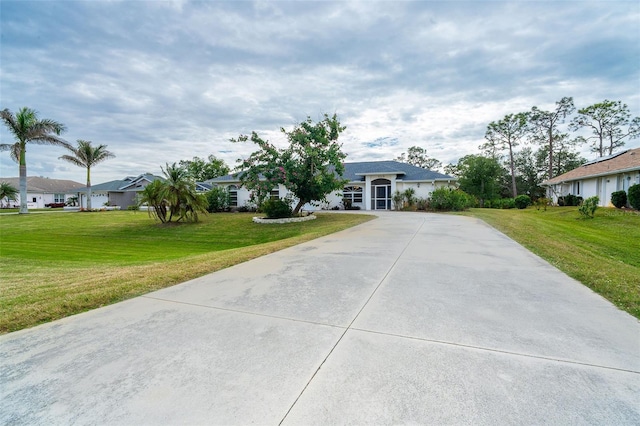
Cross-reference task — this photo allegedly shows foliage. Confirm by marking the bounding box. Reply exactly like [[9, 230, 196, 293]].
[[455, 155, 503, 207], [514, 195, 531, 209], [429, 187, 473, 211], [558, 194, 582, 207], [528, 97, 575, 180], [485, 198, 515, 209], [463, 207, 640, 319], [481, 112, 528, 197], [578, 196, 599, 219], [416, 197, 429, 211], [261, 198, 293, 218], [0, 182, 18, 207], [396, 146, 442, 171], [610, 190, 627, 209], [534, 197, 550, 211], [178, 155, 230, 181], [392, 191, 405, 211], [0, 107, 69, 214], [0, 211, 374, 333], [59, 139, 115, 210], [234, 114, 347, 215], [207, 186, 230, 212], [628, 184, 640, 210], [138, 180, 169, 222], [570, 100, 640, 157], [162, 162, 208, 222], [392, 188, 417, 211]]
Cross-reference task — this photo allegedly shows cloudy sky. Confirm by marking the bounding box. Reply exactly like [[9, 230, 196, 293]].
[[1, 0, 639, 184]]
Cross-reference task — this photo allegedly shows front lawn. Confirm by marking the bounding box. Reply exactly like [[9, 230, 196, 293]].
[[0, 211, 374, 333], [463, 207, 640, 319]]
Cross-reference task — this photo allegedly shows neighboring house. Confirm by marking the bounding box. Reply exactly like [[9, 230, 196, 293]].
[[77, 173, 164, 209], [208, 160, 457, 211], [0, 176, 85, 209], [542, 147, 640, 207]]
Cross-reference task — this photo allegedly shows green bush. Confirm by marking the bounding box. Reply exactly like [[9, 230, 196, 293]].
[[430, 188, 472, 211], [611, 190, 628, 208], [416, 197, 429, 211], [534, 197, 549, 211], [261, 199, 292, 218], [207, 187, 230, 212], [514, 195, 531, 209], [578, 196, 599, 219], [628, 184, 640, 210]]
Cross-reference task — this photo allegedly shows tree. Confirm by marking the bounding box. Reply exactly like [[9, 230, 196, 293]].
[[137, 164, 208, 223], [513, 147, 545, 199], [528, 97, 575, 180], [234, 114, 347, 215], [396, 146, 442, 171], [0, 107, 69, 213], [481, 112, 528, 197], [535, 136, 586, 180], [570, 100, 639, 157], [0, 182, 18, 208], [178, 155, 230, 181], [59, 140, 115, 211], [455, 155, 503, 207]]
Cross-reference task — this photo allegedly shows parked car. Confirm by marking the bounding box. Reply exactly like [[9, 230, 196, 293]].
[[45, 202, 66, 208]]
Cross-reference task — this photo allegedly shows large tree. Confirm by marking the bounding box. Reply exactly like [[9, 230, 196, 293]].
[[481, 112, 528, 197], [570, 100, 640, 157], [455, 155, 503, 207], [0, 107, 69, 213], [396, 146, 442, 171], [178, 155, 230, 181], [59, 140, 115, 210], [528, 97, 575, 180], [234, 114, 347, 215]]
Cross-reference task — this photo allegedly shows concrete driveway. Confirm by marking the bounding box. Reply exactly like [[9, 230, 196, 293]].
[[1, 212, 639, 425]]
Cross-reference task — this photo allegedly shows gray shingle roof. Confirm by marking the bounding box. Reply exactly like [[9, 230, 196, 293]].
[[0, 176, 85, 193], [208, 161, 455, 184]]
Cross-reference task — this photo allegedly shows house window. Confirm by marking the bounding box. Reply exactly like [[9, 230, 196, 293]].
[[32, 197, 37, 203], [343, 186, 363, 203], [54, 194, 65, 203], [270, 187, 280, 200], [228, 185, 238, 207]]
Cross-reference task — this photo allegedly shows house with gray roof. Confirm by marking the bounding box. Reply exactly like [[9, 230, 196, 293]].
[[0, 176, 85, 209], [208, 160, 457, 211], [542, 147, 640, 207], [76, 173, 164, 209]]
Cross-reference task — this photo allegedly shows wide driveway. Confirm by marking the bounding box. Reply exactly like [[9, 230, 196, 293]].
[[1, 212, 639, 425]]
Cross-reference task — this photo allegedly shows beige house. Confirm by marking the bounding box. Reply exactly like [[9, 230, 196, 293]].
[[542, 147, 640, 207], [0, 176, 85, 209]]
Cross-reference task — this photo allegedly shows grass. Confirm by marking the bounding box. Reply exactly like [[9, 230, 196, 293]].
[[0, 211, 374, 333], [462, 206, 640, 319]]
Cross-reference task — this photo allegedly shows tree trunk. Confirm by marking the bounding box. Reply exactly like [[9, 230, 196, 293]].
[[548, 129, 554, 180], [292, 199, 305, 216], [19, 145, 28, 214], [509, 145, 517, 198], [86, 167, 92, 211]]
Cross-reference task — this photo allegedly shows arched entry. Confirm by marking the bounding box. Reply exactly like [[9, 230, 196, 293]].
[[371, 178, 391, 210]]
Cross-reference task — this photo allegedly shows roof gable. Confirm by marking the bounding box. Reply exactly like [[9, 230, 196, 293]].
[[544, 148, 640, 185]]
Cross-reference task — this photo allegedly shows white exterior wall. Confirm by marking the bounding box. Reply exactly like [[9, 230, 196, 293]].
[[9, 192, 76, 209], [549, 170, 640, 207]]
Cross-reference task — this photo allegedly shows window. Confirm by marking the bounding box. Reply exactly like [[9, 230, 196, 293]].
[[54, 194, 65, 203], [573, 181, 580, 196], [228, 185, 238, 207], [343, 186, 363, 203], [32, 197, 37, 203], [270, 187, 280, 200]]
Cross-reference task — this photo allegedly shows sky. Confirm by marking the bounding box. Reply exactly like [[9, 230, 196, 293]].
[[1, 0, 639, 184]]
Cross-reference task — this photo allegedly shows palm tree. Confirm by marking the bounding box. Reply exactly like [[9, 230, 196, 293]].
[[0, 182, 19, 208], [59, 140, 115, 211], [0, 107, 69, 213], [162, 163, 208, 222]]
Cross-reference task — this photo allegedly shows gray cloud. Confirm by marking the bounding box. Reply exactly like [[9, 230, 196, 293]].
[[1, 0, 638, 183]]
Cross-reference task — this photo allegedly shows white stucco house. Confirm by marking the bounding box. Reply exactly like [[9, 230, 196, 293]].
[[542, 147, 640, 207], [76, 173, 164, 209], [0, 176, 85, 209], [208, 160, 457, 211]]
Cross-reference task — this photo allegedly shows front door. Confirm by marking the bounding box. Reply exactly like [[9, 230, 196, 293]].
[[371, 178, 392, 210]]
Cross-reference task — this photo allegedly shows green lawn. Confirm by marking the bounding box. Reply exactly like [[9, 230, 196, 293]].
[[462, 206, 640, 319], [0, 211, 374, 333]]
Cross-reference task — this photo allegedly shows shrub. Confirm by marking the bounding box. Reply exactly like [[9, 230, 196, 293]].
[[416, 197, 429, 211], [207, 187, 230, 212], [627, 184, 640, 210], [392, 190, 405, 211], [611, 190, 627, 208], [514, 195, 531, 209], [578, 196, 599, 219], [403, 188, 417, 208], [534, 197, 549, 211], [501, 198, 516, 209], [430, 188, 472, 211], [127, 205, 139, 211], [261, 199, 292, 218], [563, 194, 580, 206]]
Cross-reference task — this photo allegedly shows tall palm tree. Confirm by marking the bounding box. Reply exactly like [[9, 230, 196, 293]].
[[0, 107, 69, 214], [59, 140, 115, 210]]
